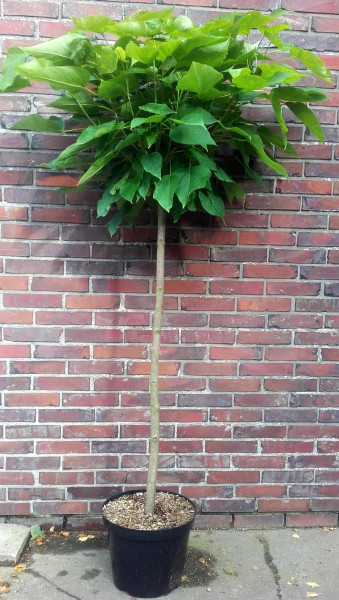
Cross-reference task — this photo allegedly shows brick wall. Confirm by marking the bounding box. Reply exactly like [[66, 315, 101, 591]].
[[0, 1, 338, 527]]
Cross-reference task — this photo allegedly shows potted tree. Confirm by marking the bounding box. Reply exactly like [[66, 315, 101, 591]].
[[0, 7, 331, 597]]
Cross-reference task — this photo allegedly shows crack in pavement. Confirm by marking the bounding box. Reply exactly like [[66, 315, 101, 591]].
[[26, 568, 82, 600], [258, 536, 283, 600]]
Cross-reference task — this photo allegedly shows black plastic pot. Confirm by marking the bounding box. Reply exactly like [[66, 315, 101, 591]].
[[102, 489, 196, 598]]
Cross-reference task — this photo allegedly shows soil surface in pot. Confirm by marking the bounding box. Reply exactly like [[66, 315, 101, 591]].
[[103, 491, 195, 530]]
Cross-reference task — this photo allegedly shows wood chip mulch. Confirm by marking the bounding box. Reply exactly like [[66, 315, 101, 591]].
[[103, 492, 195, 531]]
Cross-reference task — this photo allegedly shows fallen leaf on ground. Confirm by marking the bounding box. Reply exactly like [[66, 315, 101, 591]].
[[322, 527, 334, 532], [306, 593, 319, 598], [13, 564, 26, 573], [78, 534, 95, 542], [252, 565, 259, 570], [199, 558, 206, 565], [0, 582, 10, 594], [60, 531, 69, 537], [224, 562, 237, 576], [292, 533, 300, 538], [306, 582, 320, 588]]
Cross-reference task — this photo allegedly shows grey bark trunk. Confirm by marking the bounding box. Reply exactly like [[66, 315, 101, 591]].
[[144, 204, 166, 515]]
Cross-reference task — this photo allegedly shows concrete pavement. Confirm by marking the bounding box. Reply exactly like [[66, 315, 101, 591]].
[[0, 526, 338, 599]]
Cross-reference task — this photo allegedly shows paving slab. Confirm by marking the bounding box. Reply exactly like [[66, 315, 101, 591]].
[[0, 527, 338, 599], [0, 524, 31, 566]]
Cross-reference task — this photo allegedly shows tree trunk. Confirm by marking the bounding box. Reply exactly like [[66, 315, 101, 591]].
[[144, 204, 166, 515]]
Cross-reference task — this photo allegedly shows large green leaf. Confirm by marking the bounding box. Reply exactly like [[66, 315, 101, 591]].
[[73, 15, 116, 33], [270, 91, 288, 147], [177, 62, 222, 96], [250, 134, 288, 178], [170, 124, 216, 149], [125, 41, 158, 64], [230, 67, 268, 91], [172, 165, 211, 207], [289, 46, 333, 83], [141, 152, 162, 179], [98, 77, 126, 100], [0, 47, 29, 93], [78, 132, 139, 184], [93, 45, 118, 75], [286, 102, 324, 142], [272, 87, 327, 103], [49, 90, 99, 114], [199, 191, 225, 218], [130, 114, 165, 129], [140, 103, 174, 115], [10, 114, 63, 133], [16, 61, 90, 92], [180, 40, 230, 68], [153, 174, 180, 211], [97, 189, 121, 217], [22, 33, 90, 64], [77, 120, 118, 145], [178, 106, 217, 126], [107, 202, 130, 236]]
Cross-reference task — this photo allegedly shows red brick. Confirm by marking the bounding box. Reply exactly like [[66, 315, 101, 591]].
[[185, 263, 239, 277], [35, 377, 89, 391], [282, 0, 338, 13], [276, 179, 332, 195], [244, 265, 297, 279], [210, 378, 261, 392], [286, 513, 338, 527], [245, 194, 300, 211], [234, 513, 285, 529], [4, 0, 58, 16], [239, 231, 296, 246], [264, 379, 317, 392], [267, 282, 321, 296], [6, 392, 59, 407], [32, 277, 88, 292], [0, 171, 32, 185], [32, 208, 90, 224], [269, 248, 326, 264], [92, 279, 149, 294], [237, 330, 292, 345], [2, 224, 58, 240], [258, 499, 310, 512], [0, 19, 34, 35], [0, 206, 28, 221], [0, 276, 28, 291], [39, 20, 72, 37], [210, 281, 264, 295]]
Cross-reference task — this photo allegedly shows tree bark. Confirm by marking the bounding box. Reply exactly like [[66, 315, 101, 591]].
[[144, 204, 166, 515]]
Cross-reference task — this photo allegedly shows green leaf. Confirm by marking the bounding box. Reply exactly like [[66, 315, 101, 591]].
[[0, 47, 29, 93], [77, 120, 118, 145], [199, 191, 225, 218], [97, 189, 120, 217], [257, 126, 298, 156], [78, 133, 139, 185], [272, 86, 327, 103], [93, 45, 118, 75], [10, 114, 63, 133], [170, 124, 216, 149], [49, 90, 98, 114], [125, 41, 158, 64], [179, 106, 217, 126], [98, 77, 126, 100], [154, 39, 181, 61], [173, 165, 211, 207], [16, 61, 90, 92], [289, 46, 333, 83], [230, 67, 268, 91], [214, 165, 234, 183], [130, 114, 165, 129], [141, 152, 162, 179], [286, 102, 324, 142], [30, 525, 45, 540], [188, 149, 218, 171], [107, 202, 130, 236], [72, 15, 116, 34], [177, 62, 222, 96], [140, 103, 174, 115], [250, 134, 288, 178], [138, 172, 153, 199], [181, 39, 230, 68], [22, 32, 90, 64], [153, 174, 180, 211], [270, 91, 288, 147], [120, 166, 143, 202]]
